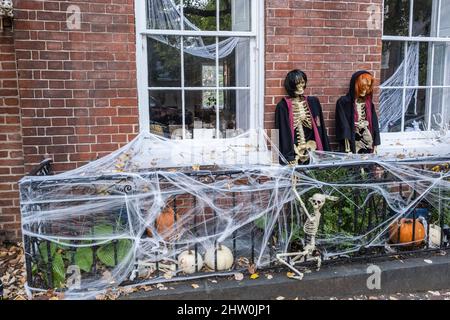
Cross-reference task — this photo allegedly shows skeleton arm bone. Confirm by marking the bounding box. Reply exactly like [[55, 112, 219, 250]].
[[292, 186, 313, 221]]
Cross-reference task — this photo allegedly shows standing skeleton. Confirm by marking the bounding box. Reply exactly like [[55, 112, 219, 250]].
[[276, 188, 338, 280], [354, 100, 373, 153], [291, 97, 317, 164]]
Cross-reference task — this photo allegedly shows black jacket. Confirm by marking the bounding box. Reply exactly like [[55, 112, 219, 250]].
[[275, 96, 330, 164], [335, 70, 381, 153]]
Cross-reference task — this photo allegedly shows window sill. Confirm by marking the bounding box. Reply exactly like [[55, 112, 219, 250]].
[[378, 131, 450, 157]]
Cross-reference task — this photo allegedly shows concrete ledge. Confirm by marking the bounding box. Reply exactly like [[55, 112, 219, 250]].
[[123, 250, 450, 300]]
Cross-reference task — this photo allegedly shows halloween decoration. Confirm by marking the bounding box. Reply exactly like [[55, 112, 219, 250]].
[[204, 244, 234, 271], [0, 0, 13, 31], [146, 205, 181, 240], [335, 71, 381, 154], [275, 70, 330, 165], [177, 250, 203, 274], [277, 191, 339, 280], [17, 125, 449, 299], [389, 218, 426, 247]]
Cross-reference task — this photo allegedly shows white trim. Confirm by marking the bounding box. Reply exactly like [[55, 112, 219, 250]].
[[382, 36, 450, 42], [135, 0, 150, 133], [135, 0, 263, 135], [256, 0, 265, 131], [141, 29, 257, 37], [148, 86, 251, 90], [380, 85, 450, 89]]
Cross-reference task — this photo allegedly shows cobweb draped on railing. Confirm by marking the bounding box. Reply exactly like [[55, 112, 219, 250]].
[[19, 130, 450, 299], [148, 0, 240, 60], [379, 42, 419, 132]]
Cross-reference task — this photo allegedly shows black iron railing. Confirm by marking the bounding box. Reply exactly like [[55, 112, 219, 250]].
[[21, 158, 449, 293]]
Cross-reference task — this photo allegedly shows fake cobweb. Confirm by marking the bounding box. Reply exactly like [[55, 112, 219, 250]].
[[148, 0, 240, 60], [13, 0, 450, 300], [19, 129, 450, 299], [379, 42, 419, 132]]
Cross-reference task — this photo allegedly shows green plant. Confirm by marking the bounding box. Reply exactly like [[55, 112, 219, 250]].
[[35, 223, 133, 289]]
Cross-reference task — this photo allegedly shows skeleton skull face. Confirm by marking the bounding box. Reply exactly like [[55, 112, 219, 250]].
[[309, 193, 339, 211], [295, 79, 306, 96]]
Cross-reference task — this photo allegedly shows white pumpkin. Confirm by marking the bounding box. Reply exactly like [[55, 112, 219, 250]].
[[177, 250, 203, 274], [204, 244, 234, 271]]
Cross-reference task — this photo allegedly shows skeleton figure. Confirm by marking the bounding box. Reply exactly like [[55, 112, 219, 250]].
[[292, 97, 317, 163], [354, 100, 374, 153], [276, 191, 339, 280]]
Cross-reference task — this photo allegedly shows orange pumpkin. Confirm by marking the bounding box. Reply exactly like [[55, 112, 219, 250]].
[[389, 218, 426, 247], [146, 206, 180, 239]]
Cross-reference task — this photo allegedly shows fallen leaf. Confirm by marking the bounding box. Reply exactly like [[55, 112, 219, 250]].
[[250, 273, 259, 280], [234, 272, 244, 281], [247, 264, 257, 274], [286, 272, 296, 278]]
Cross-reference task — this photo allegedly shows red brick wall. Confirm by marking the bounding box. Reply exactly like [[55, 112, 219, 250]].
[[0, 0, 385, 240], [264, 0, 383, 142], [0, 30, 24, 240], [13, 0, 139, 174], [0, 0, 140, 240]]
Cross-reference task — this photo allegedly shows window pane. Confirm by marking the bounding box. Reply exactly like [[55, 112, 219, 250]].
[[432, 43, 450, 86], [417, 42, 430, 86], [185, 90, 218, 138], [220, 0, 251, 31], [149, 90, 183, 138], [440, 0, 450, 37], [429, 88, 450, 130], [379, 88, 404, 132], [219, 37, 250, 87], [184, 0, 217, 31], [222, 89, 250, 135], [404, 88, 428, 131], [148, 36, 181, 87], [383, 0, 410, 36], [185, 89, 250, 138], [184, 36, 216, 87], [147, 0, 182, 30], [412, 0, 434, 37], [381, 41, 405, 85]]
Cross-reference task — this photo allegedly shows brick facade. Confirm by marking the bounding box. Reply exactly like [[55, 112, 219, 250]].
[[264, 0, 383, 142], [0, 29, 24, 240], [0, 0, 383, 240]]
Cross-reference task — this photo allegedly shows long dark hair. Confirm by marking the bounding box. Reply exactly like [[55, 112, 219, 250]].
[[284, 69, 308, 98]]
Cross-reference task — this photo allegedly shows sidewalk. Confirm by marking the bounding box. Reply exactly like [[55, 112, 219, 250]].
[[122, 250, 450, 300]]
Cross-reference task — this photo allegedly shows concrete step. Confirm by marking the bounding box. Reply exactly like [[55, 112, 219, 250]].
[[123, 249, 450, 300]]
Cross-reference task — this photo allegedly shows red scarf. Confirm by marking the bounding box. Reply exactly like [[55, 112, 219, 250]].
[[284, 97, 324, 151]]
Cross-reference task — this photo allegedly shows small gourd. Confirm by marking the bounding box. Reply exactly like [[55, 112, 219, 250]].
[[177, 250, 203, 274], [146, 205, 180, 240], [204, 244, 234, 271], [389, 218, 426, 247]]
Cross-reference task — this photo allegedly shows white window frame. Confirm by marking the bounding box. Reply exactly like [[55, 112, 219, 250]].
[[134, 0, 265, 138], [380, 0, 450, 148]]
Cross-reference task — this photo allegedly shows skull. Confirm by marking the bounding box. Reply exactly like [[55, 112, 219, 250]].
[[295, 79, 306, 96], [309, 193, 339, 211]]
